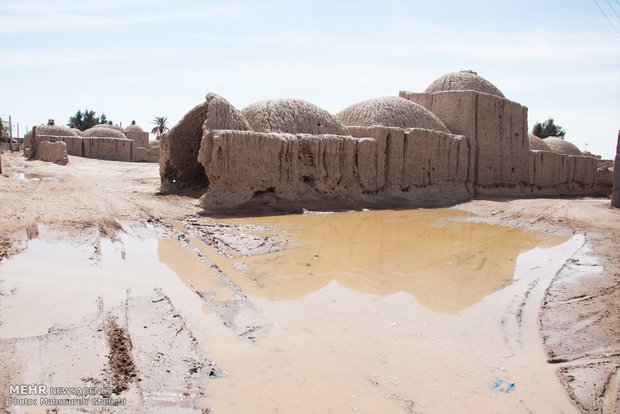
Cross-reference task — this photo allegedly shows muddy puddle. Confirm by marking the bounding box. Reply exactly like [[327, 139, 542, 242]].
[[0, 209, 584, 413], [11, 172, 58, 182]]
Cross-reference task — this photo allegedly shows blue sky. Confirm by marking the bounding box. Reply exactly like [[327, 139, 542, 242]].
[[1, 0, 619, 158]]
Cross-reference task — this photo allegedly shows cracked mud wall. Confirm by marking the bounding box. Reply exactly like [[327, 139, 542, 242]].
[[159, 102, 210, 192], [346, 126, 469, 189], [401, 90, 528, 188], [30, 126, 134, 162], [161, 94, 251, 192], [199, 126, 470, 210], [37, 141, 69, 164], [401, 89, 602, 196], [528, 151, 597, 193]]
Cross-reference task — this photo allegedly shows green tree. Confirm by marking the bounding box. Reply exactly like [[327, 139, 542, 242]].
[[67, 109, 108, 131], [151, 116, 169, 139], [532, 118, 566, 139]]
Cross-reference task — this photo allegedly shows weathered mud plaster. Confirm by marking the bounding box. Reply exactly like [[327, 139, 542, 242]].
[[401, 90, 529, 188], [401, 70, 602, 196], [160, 93, 251, 192], [192, 94, 471, 210], [162, 70, 606, 210], [199, 129, 470, 210], [25, 123, 154, 163], [37, 140, 69, 164]]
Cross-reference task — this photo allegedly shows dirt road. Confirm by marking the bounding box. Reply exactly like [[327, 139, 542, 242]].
[[0, 152, 618, 413]]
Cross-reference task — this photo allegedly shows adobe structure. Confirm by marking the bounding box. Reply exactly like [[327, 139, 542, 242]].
[[24, 120, 159, 163], [159, 70, 612, 211]]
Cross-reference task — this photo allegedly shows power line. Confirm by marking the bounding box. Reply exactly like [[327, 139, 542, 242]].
[[593, 0, 620, 36], [606, 0, 620, 19]]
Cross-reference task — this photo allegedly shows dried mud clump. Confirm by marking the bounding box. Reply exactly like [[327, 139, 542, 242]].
[[104, 317, 137, 395]]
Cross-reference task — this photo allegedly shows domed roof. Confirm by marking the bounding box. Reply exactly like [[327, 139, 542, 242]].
[[93, 123, 125, 133], [83, 127, 127, 139], [544, 137, 582, 156], [35, 125, 80, 137], [336, 96, 450, 133], [71, 128, 85, 136], [125, 121, 144, 132], [528, 133, 550, 151], [425, 70, 505, 98], [241, 99, 350, 136], [204, 93, 251, 131]]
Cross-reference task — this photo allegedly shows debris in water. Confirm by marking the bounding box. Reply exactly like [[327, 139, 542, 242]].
[[492, 378, 515, 393]]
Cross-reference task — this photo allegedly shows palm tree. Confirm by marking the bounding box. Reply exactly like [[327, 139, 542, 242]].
[[151, 116, 169, 139]]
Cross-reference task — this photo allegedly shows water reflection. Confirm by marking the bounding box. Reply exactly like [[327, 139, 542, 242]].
[[160, 209, 566, 314]]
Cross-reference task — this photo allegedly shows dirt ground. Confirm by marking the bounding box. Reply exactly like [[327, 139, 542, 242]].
[[0, 151, 618, 413]]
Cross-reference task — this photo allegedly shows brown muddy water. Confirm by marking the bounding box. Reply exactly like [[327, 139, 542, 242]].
[[0, 209, 584, 413]]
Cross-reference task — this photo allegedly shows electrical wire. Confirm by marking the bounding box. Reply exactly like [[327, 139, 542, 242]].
[[605, 0, 620, 19], [593, 0, 620, 36]]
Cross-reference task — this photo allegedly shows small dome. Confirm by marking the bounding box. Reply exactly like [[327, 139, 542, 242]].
[[83, 127, 127, 139], [35, 125, 80, 137], [336, 96, 450, 133], [92, 123, 125, 133], [544, 137, 582, 156], [528, 133, 550, 151], [125, 121, 144, 132], [426, 70, 505, 98], [71, 128, 85, 136], [241, 99, 350, 136]]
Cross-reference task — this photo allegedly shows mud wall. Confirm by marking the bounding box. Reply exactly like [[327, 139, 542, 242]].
[[29, 127, 141, 163], [134, 145, 160, 163], [34, 134, 84, 157], [159, 103, 209, 191], [83, 137, 133, 162], [125, 130, 149, 148], [198, 126, 470, 210], [346, 126, 470, 189], [527, 150, 597, 192], [594, 166, 613, 194], [400, 90, 529, 188], [37, 141, 68, 164]]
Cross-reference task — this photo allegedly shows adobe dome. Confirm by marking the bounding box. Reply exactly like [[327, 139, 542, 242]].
[[336, 96, 450, 133], [71, 128, 85, 136], [204, 93, 251, 131], [35, 125, 80, 137], [125, 121, 144, 132], [544, 137, 582, 156], [83, 127, 127, 139], [425, 70, 505, 98], [241, 99, 350, 136], [92, 123, 126, 133], [528, 133, 550, 151]]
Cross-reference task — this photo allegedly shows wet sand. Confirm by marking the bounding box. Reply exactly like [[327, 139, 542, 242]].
[[0, 152, 618, 413], [0, 213, 578, 413]]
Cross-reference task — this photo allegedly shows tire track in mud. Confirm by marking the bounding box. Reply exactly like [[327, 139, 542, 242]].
[[539, 241, 620, 414], [158, 218, 281, 339], [0, 287, 219, 413]]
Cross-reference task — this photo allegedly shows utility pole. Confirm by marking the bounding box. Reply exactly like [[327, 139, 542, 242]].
[[9, 115, 13, 153]]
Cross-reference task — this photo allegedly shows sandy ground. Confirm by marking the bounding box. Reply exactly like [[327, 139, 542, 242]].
[[0, 151, 618, 413]]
